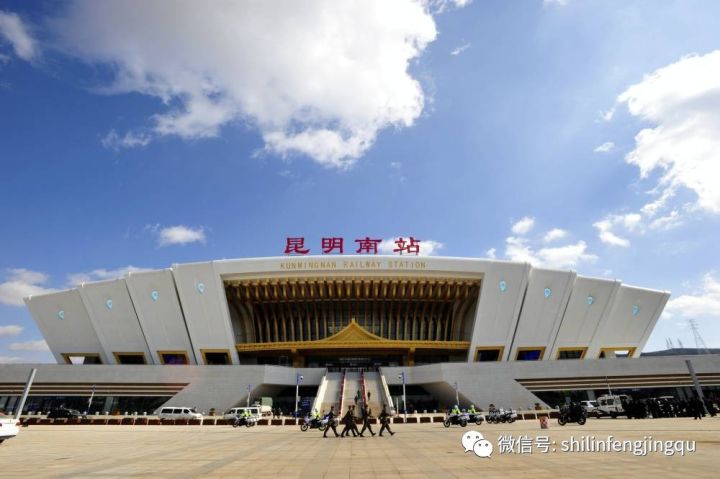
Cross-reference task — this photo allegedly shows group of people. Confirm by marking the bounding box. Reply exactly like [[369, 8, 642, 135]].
[[322, 404, 394, 438], [621, 396, 716, 420]]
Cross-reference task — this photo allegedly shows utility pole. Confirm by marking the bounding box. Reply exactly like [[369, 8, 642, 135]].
[[689, 319, 710, 354], [453, 381, 460, 407], [246, 384, 252, 407], [295, 373, 304, 423], [398, 372, 407, 422], [87, 384, 96, 414]]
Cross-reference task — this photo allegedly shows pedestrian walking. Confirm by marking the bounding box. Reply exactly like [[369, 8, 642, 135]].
[[340, 406, 357, 437], [323, 406, 339, 438], [378, 404, 394, 437], [360, 404, 375, 437]]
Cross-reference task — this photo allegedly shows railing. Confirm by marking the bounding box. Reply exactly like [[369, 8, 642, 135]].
[[380, 373, 394, 410], [311, 369, 328, 414], [338, 370, 346, 413], [361, 370, 368, 404]]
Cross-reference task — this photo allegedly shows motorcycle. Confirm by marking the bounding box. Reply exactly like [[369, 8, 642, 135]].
[[557, 403, 587, 426], [467, 412, 484, 425], [300, 415, 328, 432], [485, 408, 517, 424], [443, 412, 469, 428], [232, 415, 257, 428]]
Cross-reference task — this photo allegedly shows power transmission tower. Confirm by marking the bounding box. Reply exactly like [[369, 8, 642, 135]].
[[688, 319, 710, 354], [677, 338, 684, 349], [665, 338, 674, 349]]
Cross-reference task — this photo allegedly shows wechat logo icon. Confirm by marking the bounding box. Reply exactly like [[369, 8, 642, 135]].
[[461, 430, 493, 458]]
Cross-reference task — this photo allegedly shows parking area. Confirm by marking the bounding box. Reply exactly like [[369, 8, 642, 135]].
[[0, 418, 718, 478]]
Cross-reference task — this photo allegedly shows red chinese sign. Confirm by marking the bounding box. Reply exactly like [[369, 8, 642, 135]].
[[284, 236, 421, 255]]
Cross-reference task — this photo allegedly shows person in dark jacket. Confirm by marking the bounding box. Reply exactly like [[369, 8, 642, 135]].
[[340, 406, 358, 437], [323, 406, 339, 438], [378, 404, 394, 437], [360, 404, 375, 437]]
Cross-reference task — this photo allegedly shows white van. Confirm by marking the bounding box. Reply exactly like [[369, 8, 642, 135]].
[[156, 406, 203, 420], [223, 407, 261, 421], [596, 395, 629, 418]]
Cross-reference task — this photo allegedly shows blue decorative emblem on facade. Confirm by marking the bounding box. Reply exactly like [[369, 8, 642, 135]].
[[587, 295, 594, 306], [106, 299, 113, 310], [543, 288, 552, 298], [197, 282, 205, 294], [499, 280, 507, 292], [151, 290, 159, 301], [632, 304, 640, 316], [58, 310, 65, 320]]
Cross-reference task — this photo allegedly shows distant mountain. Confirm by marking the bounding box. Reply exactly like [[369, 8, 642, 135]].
[[641, 348, 720, 357]]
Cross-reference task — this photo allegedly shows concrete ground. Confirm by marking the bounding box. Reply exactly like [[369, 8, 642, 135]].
[[0, 418, 718, 478]]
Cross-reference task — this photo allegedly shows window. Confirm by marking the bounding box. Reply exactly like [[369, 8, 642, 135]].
[[159, 351, 189, 365], [62, 353, 102, 365], [201, 350, 231, 365], [599, 348, 636, 359], [114, 353, 146, 364], [516, 348, 544, 361], [557, 348, 586, 360], [475, 347, 503, 362]]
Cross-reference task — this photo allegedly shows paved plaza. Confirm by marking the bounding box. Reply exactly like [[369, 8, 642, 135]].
[[0, 418, 718, 478]]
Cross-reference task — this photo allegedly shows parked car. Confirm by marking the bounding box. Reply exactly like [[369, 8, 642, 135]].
[[223, 407, 261, 421], [155, 407, 203, 420], [580, 400, 599, 416], [47, 408, 86, 420], [0, 414, 21, 444]]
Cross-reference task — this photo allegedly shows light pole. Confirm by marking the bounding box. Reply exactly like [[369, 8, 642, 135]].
[[453, 381, 459, 407], [398, 372, 407, 421], [87, 384, 96, 414], [246, 384, 252, 407], [295, 373, 304, 422]]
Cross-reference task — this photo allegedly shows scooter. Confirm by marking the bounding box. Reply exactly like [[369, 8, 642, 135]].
[[443, 412, 469, 428], [300, 415, 328, 432]]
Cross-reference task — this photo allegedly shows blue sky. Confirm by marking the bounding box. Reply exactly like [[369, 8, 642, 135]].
[[1, 0, 720, 362]]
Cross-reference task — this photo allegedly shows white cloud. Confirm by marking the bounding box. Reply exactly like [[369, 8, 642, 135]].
[[648, 210, 682, 231], [592, 50, 720, 244], [67, 265, 152, 286], [664, 273, 720, 320], [0, 356, 23, 364], [511, 216, 535, 235], [543, 0, 569, 6], [0, 268, 57, 306], [0, 325, 23, 337], [505, 236, 537, 264], [101, 129, 151, 151], [0, 10, 37, 61], [618, 50, 720, 215], [600, 106, 615, 122], [536, 241, 598, 269], [593, 141, 615, 153], [486, 248, 496, 259], [543, 228, 567, 243], [450, 43, 471, 56], [9, 340, 49, 352], [378, 237, 444, 256], [51, 1, 451, 168], [430, 0, 473, 13], [156, 225, 206, 247], [593, 214, 645, 247], [505, 236, 597, 269]]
